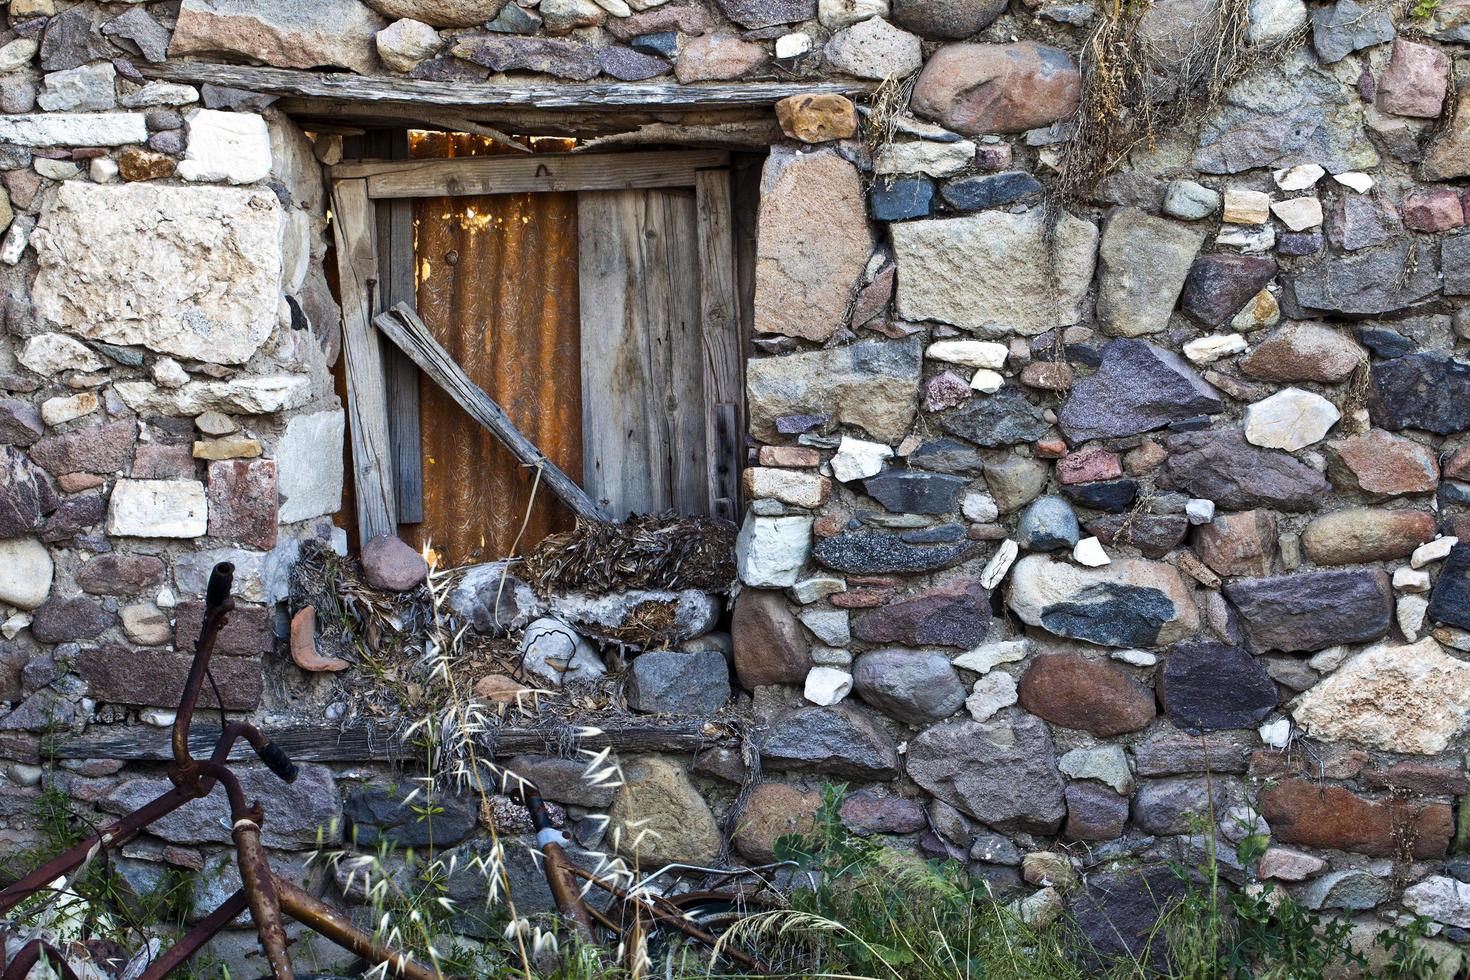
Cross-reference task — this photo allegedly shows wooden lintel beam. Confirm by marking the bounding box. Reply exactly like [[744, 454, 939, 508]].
[[331, 148, 729, 197], [374, 303, 609, 524], [138, 61, 870, 112]]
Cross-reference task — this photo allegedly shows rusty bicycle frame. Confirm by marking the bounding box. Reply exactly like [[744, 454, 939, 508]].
[[0, 562, 439, 980]]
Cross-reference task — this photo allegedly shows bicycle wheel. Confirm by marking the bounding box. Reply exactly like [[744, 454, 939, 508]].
[[645, 895, 793, 979]]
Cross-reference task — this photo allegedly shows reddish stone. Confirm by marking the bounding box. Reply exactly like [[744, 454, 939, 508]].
[[757, 446, 821, 468], [77, 645, 261, 710], [1400, 188, 1465, 232], [911, 41, 1081, 135], [1017, 653, 1156, 737], [1363, 762, 1468, 797], [605, 4, 713, 39], [76, 554, 166, 595], [1324, 430, 1439, 496], [1033, 437, 1067, 458], [40, 491, 105, 544], [838, 789, 927, 834], [850, 265, 895, 328], [922, 370, 971, 413], [775, 93, 859, 144], [29, 420, 136, 476], [172, 601, 273, 658], [1057, 447, 1123, 485], [131, 443, 195, 480], [1193, 510, 1277, 578], [813, 513, 846, 537], [830, 588, 891, 608], [1064, 783, 1129, 841], [731, 782, 820, 863], [974, 143, 1013, 171], [675, 33, 767, 84], [1300, 508, 1436, 565], [30, 595, 114, 643], [1259, 778, 1452, 859], [1249, 746, 1369, 781], [851, 580, 990, 647], [730, 589, 809, 689], [1445, 444, 1470, 482], [1019, 361, 1073, 391], [57, 473, 104, 493], [1376, 38, 1450, 119], [1123, 440, 1167, 475], [206, 459, 277, 550], [849, 575, 900, 587]]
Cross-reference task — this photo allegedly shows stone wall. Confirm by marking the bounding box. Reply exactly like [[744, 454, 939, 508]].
[[0, 0, 1468, 970]]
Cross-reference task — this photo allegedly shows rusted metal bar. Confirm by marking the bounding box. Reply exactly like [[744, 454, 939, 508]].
[[273, 876, 443, 980], [1, 940, 82, 980], [235, 819, 294, 980], [171, 562, 234, 780], [523, 788, 597, 943], [137, 890, 251, 979]]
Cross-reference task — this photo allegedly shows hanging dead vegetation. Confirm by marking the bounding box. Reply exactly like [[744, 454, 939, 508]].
[[520, 514, 738, 597]]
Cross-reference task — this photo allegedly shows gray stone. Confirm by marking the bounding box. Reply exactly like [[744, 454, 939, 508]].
[[503, 754, 615, 808], [449, 34, 598, 80], [446, 562, 542, 635], [748, 337, 920, 443], [1096, 208, 1204, 338], [102, 7, 171, 63], [862, 469, 967, 514], [0, 447, 58, 539], [1158, 640, 1276, 732], [596, 45, 670, 81], [892, 0, 1008, 38], [761, 705, 901, 779], [907, 714, 1066, 833], [716, 0, 816, 27], [851, 580, 990, 647], [626, 649, 731, 714], [940, 171, 1042, 211], [1194, 52, 1378, 174], [1158, 429, 1328, 511], [852, 649, 966, 724], [343, 784, 477, 849], [813, 529, 979, 574], [170, 0, 388, 74], [940, 387, 1050, 447], [1162, 180, 1220, 220], [985, 456, 1048, 513], [1224, 569, 1392, 653], [39, 6, 108, 71], [1017, 495, 1080, 551], [549, 589, 721, 644], [0, 402, 43, 448], [824, 16, 923, 80], [1008, 555, 1198, 648], [37, 63, 116, 112], [1292, 243, 1440, 317], [1133, 776, 1240, 835], [906, 438, 984, 475], [1311, 0, 1394, 63], [1059, 339, 1222, 442], [1299, 869, 1390, 911], [1133, 726, 1253, 775], [1326, 195, 1400, 252], [1369, 353, 1470, 436]]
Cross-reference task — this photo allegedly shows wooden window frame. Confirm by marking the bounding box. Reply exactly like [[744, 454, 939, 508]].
[[328, 149, 744, 546]]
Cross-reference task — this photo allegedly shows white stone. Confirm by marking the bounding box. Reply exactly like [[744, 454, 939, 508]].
[[1258, 846, 1326, 881], [89, 157, 119, 183], [961, 491, 999, 523], [745, 467, 828, 508], [1, 215, 33, 265], [106, 480, 208, 538], [775, 33, 812, 58], [112, 376, 310, 416], [19, 333, 106, 375], [1215, 224, 1276, 253], [1398, 595, 1429, 642], [276, 410, 346, 523], [1411, 536, 1458, 569], [823, 16, 922, 80], [376, 18, 442, 73], [151, 358, 190, 389], [592, 0, 633, 13], [981, 538, 1019, 589], [118, 81, 200, 108], [1270, 197, 1323, 231], [1247, 0, 1306, 43], [1272, 164, 1325, 191], [1333, 171, 1374, 193], [1243, 388, 1339, 451], [519, 617, 606, 687], [0, 113, 146, 147], [790, 575, 846, 604], [140, 709, 176, 728], [37, 63, 117, 112], [736, 514, 812, 588], [1185, 498, 1216, 525], [1072, 536, 1110, 566], [1058, 745, 1132, 793], [0, 538, 52, 610], [926, 340, 1008, 370], [830, 436, 892, 482], [1223, 188, 1271, 224], [1183, 333, 1247, 364], [1402, 876, 1470, 929], [1393, 567, 1432, 593], [818, 0, 887, 28], [1291, 637, 1470, 754], [40, 392, 97, 426], [1111, 648, 1157, 666], [804, 666, 853, 706], [1307, 646, 1347, 673], [0, 614, 29, 640], [799, 608, 850, 646], [969, 368, 1004, 393], [953, 639, 1027, 674], [0, 38, 38, 72], [874, 139, 975, 178], [178, 110, 272, 185], [1259, 716, 1291, 748], [31, 183, 283, 365], [965, 671, 1017, 722]]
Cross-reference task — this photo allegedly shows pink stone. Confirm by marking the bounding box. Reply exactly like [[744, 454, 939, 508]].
[[1057, 447, 1123, 485], [911, 41, 1081, 136], [1400, 187, 1465, 232], [974, 143, 1013, 171], [675, 33, 768, 84], [131, 444, 194, 480], [1376, 39, 1450, 119], [206, 459, 277, 550], [922, 370, 971, 412], [360, 534, 428, 592]]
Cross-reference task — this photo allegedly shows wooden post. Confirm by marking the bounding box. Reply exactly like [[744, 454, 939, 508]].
[[373, 303, 609, 524], [694, 169, 743, 523], [329, 178, 398, 544]]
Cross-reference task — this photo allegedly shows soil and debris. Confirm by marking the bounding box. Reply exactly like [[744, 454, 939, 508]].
[[520, 514, 738, 596]]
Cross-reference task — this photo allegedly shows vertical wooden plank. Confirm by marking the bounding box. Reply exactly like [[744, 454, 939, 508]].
[[656, 188, 707, 516], [377, 131, 423, 524], [695, 168, 742, 522], [329, 177, 397, 543]]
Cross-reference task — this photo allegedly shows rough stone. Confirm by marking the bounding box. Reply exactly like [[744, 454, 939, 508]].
[[450, 34, 599, 80], [375, 18, 442, 73], [906, 715, 1066, 833], [1243, 388, 1340, 451], [102, 7, 171, 63], [206, 459, 277, 551], [627, 649, 731, 714], [1163, 179, 1221, 220], [1018, 653, 1156, 735], [910, 42, 1081, 135], [362, 1, 511, 27], [839, 789, 927, 834], [0, 448, 58, 540], [1059, 340, 1222, 442], [940, 387, 1050, 447], [1159, 429, 1328, 511], [1009, 555, 1196, 647], [814, 528, 978, 574], [31, 183, 282, 366], [748, 338, 919, 443], [1224, 569, 1392, 653], [1159, 640, 1276, 731], [344, 785, 477, 849], [1401, 876, 1470, 929], [105, 764, 335, 849], [852, 648, 966, 724], [774, 93, 858, 143], [1238, 322, 1363, 383], [1096, 208, 1203, 338], [1134, 776, 1240, 835], [1293, 242, 1439, 318], [1069, 866, 1187, 964], [360, 535, 428, 592], [941, 171, 1042, 211], [732, 783, 820, 863], [169, 0, 388, 74], [1428, 544, 1470, 630], [1292, 638, 1470, 755], [1369, 353, 1470, 436], [736, 515, 812, 588], [731, 589, 809, 689], [1259, 778, 1451, 858], [1194, 510, 1276, 577], [1134, 725, 1253, 775], [1311, 0, 1395, 63], [892, 0, 1007, 37], [0, 114, 146, 148], [1180, 254, 1277, 328], [1059, 745, 1132, 794], [76, 554, 165, 596], [892, 208, 1096, 337], [852, 580, 989, 646], [1300, 508, 1435, 565], [1065, 783, 1129, 841], [824, 16, 922, 79], [1422, 82, 1470, 181], [862, 469, 966, 514], [675, 33, 768, 82], [105, 480, 206, 538], [761, 705, 901, 779]]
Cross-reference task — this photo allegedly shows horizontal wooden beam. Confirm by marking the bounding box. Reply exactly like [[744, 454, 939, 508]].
[[139, 61, 868, 112], [55, 720, 737, 763], [332, 149, 728, 198]]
